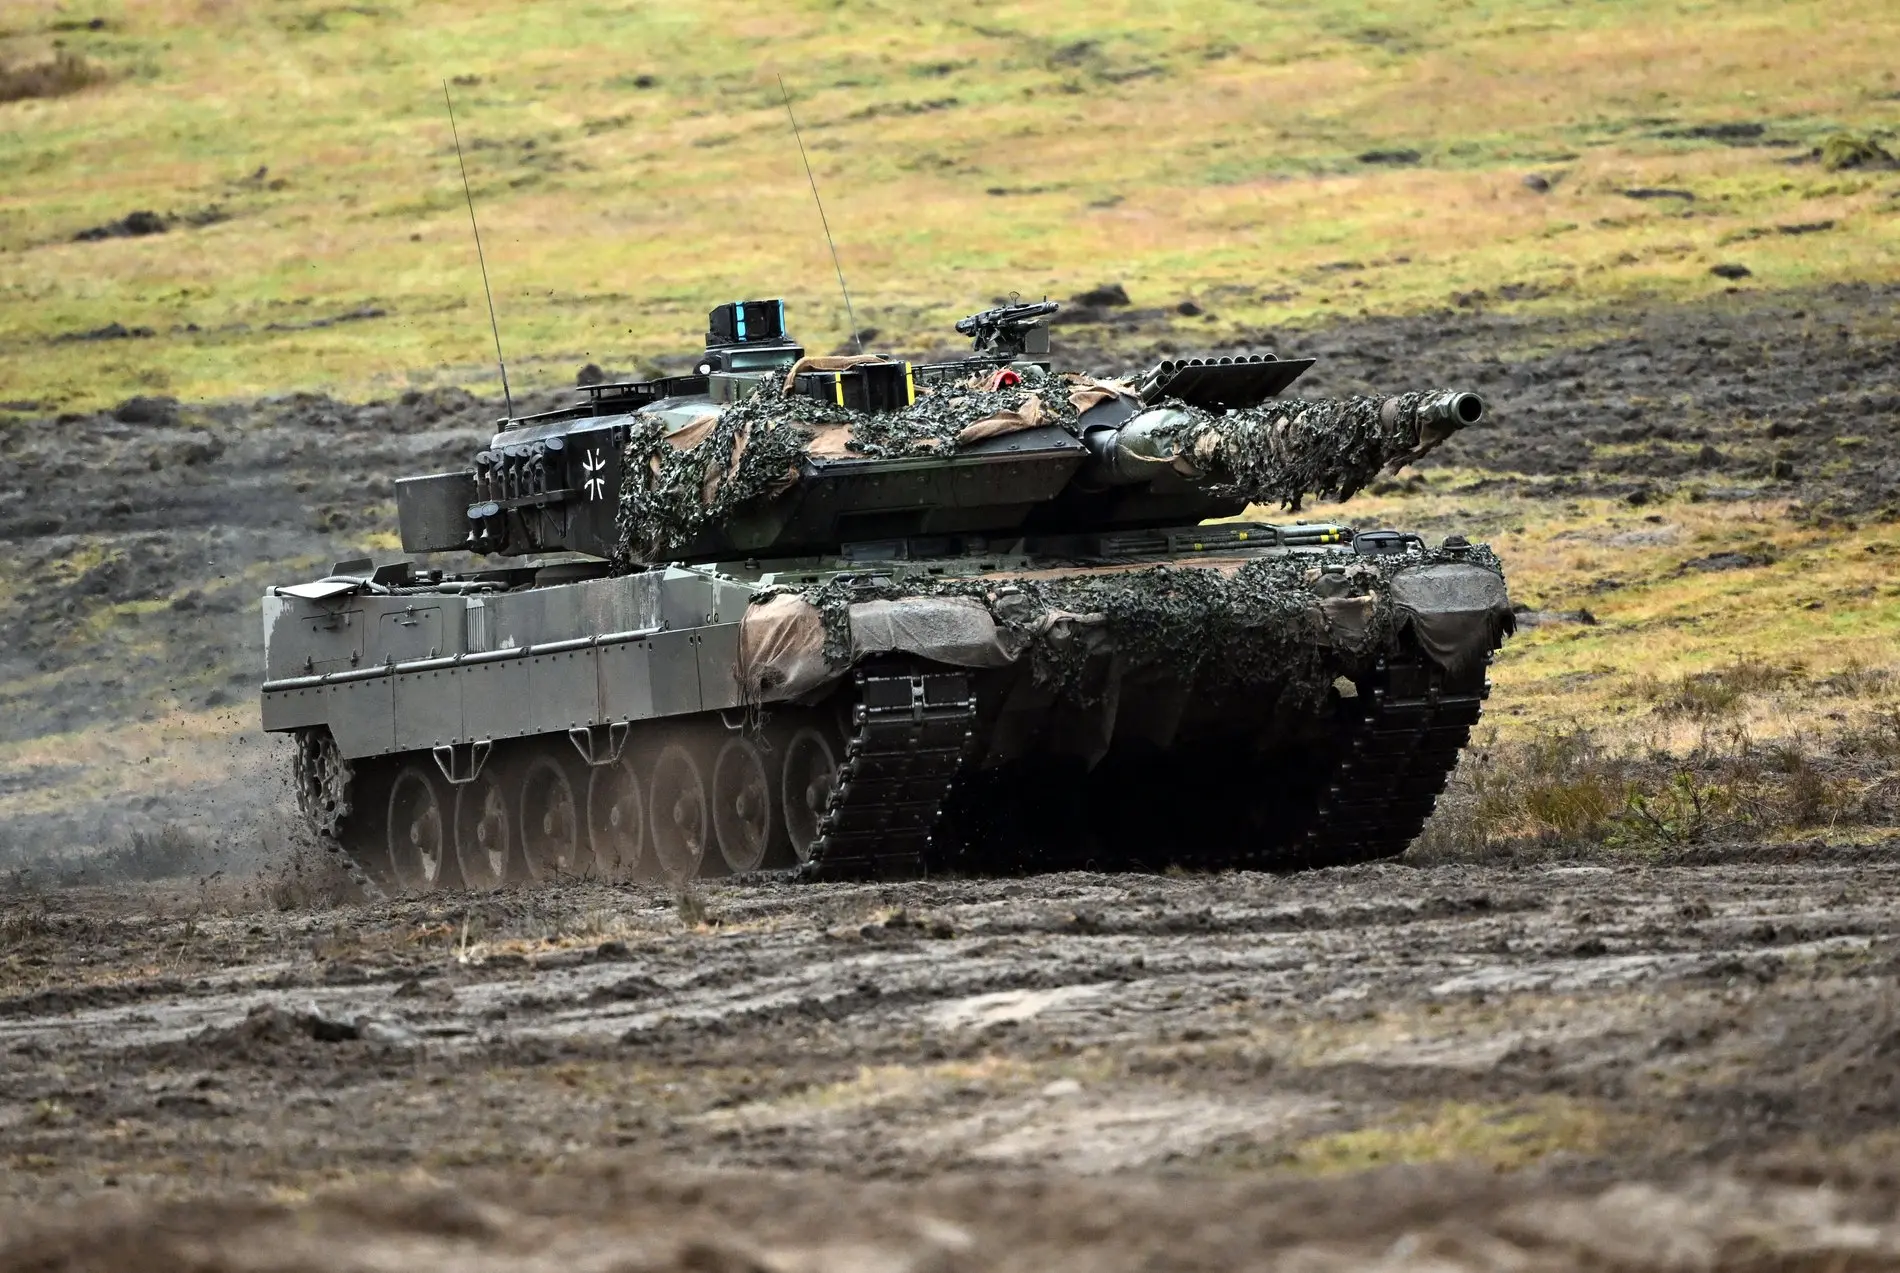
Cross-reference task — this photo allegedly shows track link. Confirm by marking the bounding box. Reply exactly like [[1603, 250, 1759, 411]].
[[801, 666, 977, 881], [1287, 658, 1486, 869]]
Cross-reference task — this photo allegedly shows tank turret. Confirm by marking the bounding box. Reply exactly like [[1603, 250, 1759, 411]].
[[394, 299, 1484, 566]]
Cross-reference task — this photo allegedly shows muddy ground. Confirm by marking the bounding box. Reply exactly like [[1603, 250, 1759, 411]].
[[5, 858, 1900, 1269], [2, 286, 1898, 1266]]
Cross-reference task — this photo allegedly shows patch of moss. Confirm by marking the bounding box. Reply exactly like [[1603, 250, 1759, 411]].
[[1819, 132, 1897, 172], [1283, 1098, 1608, 1175]]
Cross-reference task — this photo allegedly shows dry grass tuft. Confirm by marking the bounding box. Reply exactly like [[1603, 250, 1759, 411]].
[[0, 822, 220, 892], [89, 823, 215, 882], [1417, 729, 1630, 858], [0, 902, 55, 943], [1819, 132, 1898, 172], [1643, 661, 1802, 720], [1819, 660, 1894, 700], [1415, 708, 1899, 863], [1839, 709, 1900, 763], [676, 886, 716, 929], [0, 51, 106, 104]]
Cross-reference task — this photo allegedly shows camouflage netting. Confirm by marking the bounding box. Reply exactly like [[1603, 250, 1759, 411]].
[[613, 394, 814, 565], [1141, 390, 1464, 511], [614, 374, 1073, 562], [827, 374, 1076, 457], [615, 367, 1471, 561], [785, 543, 1506, 706]]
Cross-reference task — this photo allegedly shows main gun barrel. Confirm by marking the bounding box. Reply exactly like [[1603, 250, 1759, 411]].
[[1082, 389, 1485, 508]]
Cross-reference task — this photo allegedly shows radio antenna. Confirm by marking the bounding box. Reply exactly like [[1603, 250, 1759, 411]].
[[442, 80, 515, 420], [778, 76, 862, 354]]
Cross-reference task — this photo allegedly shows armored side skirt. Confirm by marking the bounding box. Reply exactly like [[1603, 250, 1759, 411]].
[[260, 566, 754, 760], [261, 627, 746, 759]]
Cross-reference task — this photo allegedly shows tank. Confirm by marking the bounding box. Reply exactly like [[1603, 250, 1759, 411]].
[[262, 297, 1513, 888]]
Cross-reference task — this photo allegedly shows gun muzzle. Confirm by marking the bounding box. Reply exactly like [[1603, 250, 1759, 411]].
[[1416, 390, 1485, 430]]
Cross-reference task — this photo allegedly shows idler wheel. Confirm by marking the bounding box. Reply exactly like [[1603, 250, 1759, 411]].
[[586, 753, 646, 879], [386, 762, 452, 892], [454, 765, 515, 891], [519, 753, 585, 880], [712, 735, 784, 874], [648, 742, 708, 881], [779, 727, 839, 864]]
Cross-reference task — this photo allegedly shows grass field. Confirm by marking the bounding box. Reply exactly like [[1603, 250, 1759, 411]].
[[2, 0, 1898, 411]]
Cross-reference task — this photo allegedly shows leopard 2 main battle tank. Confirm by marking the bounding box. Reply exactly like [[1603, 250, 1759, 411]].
[[262, 297, 1512, 888]]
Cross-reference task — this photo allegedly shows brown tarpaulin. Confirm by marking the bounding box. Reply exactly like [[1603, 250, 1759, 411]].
[[737, 594, 1028, 705], [955, 392, 1045, 447], [804, 422, 943, 460], [1388, 563, 1514, 675], [780, 354, 893, 393], [735, 594, 833, 703], [1065, 374, 1141, 416], [699, 417, 750, 505], [663, 413, 719, 451], [848, 596, 1025, 667], [1317, 595, 1375, 649], [805, 423, 861, 460]]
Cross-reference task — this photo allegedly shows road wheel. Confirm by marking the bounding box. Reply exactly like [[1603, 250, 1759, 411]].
[[519, 752, 585, 880], [454, 765, 514, 891], [648, 741, 708, 881], [586, 753, 645, 879], [386, 762, 453, 892], [780, 727, 839, 864], [712, 735, 783, 874]]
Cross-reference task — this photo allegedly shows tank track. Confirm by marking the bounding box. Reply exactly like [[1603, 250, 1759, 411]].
[[801, 665, 977, 882], [290, 729, 388, 899], [1274, 657, 1486, 870], [293, 657, 1477, 887]]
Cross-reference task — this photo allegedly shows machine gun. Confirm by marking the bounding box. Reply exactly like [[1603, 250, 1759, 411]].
[[954, 299, 1060, 357]]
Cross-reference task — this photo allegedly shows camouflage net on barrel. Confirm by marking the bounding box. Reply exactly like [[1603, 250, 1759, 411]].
[[788, 543, 1505, 706], [1142, 390, 1459, 511]]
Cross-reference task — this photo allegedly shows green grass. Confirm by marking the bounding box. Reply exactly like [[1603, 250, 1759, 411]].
[[1280, 1098, 1609, 1175], [2, 0, 1897, 411]]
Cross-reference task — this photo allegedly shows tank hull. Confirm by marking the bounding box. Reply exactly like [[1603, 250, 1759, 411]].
[[262, 521, 1510, 887]]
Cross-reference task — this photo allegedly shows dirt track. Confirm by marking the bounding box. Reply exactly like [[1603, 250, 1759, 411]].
[[5, 856, 1900, 1268]]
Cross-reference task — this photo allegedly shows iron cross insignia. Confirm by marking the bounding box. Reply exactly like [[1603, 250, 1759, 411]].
[[582, 449, 606, 500]]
